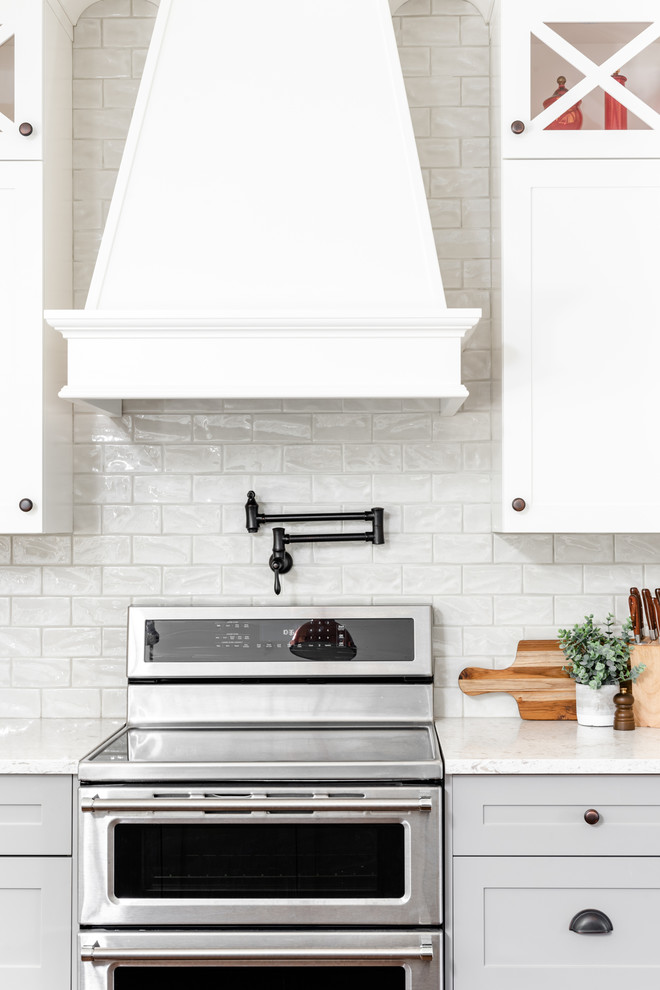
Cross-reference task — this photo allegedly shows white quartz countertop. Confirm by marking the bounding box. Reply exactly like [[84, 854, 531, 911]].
[[437, 717, 660, 774], [1, 716, 659, 775], [0, 719, 123, 773]]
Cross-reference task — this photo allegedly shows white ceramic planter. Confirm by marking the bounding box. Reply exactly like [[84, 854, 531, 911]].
[[575, 683, 618, 727]]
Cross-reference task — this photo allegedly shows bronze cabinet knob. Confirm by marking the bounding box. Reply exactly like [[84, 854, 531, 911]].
[[18, 498, 34, 512], [511, 120, 525, 134], [511, 497, 526, 511], [584, 809, 600, 825], [18, 122, 33, 136]]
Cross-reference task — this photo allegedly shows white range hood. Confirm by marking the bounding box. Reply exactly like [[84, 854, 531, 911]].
[[46, 0, 480, 415]]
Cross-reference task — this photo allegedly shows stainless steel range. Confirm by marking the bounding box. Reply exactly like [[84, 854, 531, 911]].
[[78, 606, 443, 990]]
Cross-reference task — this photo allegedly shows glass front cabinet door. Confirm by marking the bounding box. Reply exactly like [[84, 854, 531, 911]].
[[501, 0, 660, 159], [0, 0, 42, 160]]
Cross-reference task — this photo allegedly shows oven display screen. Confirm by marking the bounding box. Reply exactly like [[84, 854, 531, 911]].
[[143, 618, 414, 663]]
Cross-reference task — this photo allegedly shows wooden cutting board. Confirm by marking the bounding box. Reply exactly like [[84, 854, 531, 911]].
[[459, 640, 576, 720], [630, 643, 660, 727]]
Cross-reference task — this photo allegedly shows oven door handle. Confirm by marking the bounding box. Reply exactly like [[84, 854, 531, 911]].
[[81, 943, 434, 962], [80, 796, 433, 812]]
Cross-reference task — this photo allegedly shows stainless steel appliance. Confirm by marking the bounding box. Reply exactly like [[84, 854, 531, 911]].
[[78, 606, 443, 989]]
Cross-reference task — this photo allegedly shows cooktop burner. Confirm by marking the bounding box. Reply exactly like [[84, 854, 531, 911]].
[[80, 724, 442, 782]]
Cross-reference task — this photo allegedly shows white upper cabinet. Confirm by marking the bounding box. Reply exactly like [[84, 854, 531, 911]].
[[0, 0, 71, 534], [501, 0, 660, 159], [0, 0, 42, 159], [498, 0, 660, 533]]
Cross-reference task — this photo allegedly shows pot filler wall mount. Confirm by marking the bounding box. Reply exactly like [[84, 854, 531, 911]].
[[245, 491, 385, 594]]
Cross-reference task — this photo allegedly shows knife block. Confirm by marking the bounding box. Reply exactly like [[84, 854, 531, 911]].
[[630, 642, 660, 727]]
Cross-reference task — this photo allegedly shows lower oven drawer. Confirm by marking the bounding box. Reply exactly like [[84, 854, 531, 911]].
[[79, 784, 441, 926], [79, 930, 442, 990]]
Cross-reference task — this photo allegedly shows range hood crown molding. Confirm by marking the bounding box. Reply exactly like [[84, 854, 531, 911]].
[[47, 0, 481, 413]]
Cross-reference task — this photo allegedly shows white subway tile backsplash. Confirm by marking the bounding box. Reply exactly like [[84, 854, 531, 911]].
[[583, 564, 641, 594], [101, 688, 127, 718], [163, 505, 222, 533], [554, 596, 615, 625], [524, 565, 583, 595], [373, 414, 433, 441], [555, 535, 614, 563], [104, 444, 162, 472], [403, 565, 462, 595], [0, 690, 41, 717], [134, 415, 192, 443], [42, 627, 102, 657], [0, 627, 41, 657], [493, 534, 553, 563], [133, 476, 192, 504], [253, 416, 312, 443], [12, 536, 72, 566], [284, 446, 343, 474], [12, 659, 70, 688], [72, 658, 126, 686], [0, 568, 42, 595], [133, 536, 191, 564], [433, 534, 491, 562], [223, 446, 283, 474], [373, 474, 431, 503], [615, 535, 660, 561], [103, 566, 161, 595], [11, 598, 71, 626], [103, 505, 161, 533], [72, 597, 132, 626], [42, 688, 101, 718]]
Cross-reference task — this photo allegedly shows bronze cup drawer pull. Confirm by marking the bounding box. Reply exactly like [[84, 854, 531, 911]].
[[569, 909, 613, 935]]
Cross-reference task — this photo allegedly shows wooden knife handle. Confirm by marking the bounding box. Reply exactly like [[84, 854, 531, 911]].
[[643, 588, 657, 639], [631, 587, 645, 634], [629, 594, 640, 640]]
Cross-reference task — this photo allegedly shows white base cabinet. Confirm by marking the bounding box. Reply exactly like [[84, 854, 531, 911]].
[[0, 775, 72, 990], [454, 856, 660, 989], [450, 774, 660, 989], [0, 857, 71, 990]]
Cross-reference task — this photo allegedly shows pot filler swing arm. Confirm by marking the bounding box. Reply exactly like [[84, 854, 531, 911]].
[[245, 491, 385, 595]]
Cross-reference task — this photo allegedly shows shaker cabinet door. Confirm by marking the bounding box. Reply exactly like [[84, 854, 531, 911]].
[[0, 162, 46, 532], [0, 0, 42, 160], [499, 157, 660, 532], [453, 856, 660, 990], [0, 857, 71, 990]]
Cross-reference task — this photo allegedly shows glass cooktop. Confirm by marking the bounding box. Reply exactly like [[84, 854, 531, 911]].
[[79, 724, 443, 782]]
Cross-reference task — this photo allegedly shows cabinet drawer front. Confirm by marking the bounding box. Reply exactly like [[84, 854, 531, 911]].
[[454, 856, 660, 990], [0, 857, 71, 990], [0, 775, 71, 854], [452, 774, 660, 856]]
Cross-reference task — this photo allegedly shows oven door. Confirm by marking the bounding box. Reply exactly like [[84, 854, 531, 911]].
[[79, 784, 441, 926], [79, 930, 442, 990]]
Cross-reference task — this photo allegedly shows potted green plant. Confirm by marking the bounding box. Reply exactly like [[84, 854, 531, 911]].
[[558, 613, 645, 726]]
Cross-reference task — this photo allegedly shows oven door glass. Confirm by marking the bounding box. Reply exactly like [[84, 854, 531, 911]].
[[114, 822, 404, 898], [114, 967, 405, 989]]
